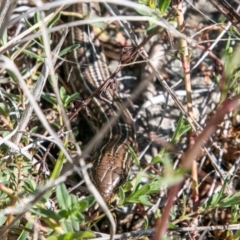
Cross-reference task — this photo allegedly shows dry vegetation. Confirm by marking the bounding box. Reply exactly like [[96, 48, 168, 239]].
[[1, 0, 240, 239]]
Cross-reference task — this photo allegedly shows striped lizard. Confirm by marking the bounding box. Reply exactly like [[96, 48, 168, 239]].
[[67, 2, 137, 200]]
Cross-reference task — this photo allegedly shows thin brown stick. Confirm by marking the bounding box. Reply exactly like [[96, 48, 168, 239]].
[[209, 0, 240, 30]]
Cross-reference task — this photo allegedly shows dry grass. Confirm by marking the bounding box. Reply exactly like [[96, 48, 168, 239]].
[[0, 0, 240, 239]]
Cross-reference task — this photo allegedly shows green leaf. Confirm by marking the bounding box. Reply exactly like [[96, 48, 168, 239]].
[[218, 192, 240, 207], [129, 146, 139, 166], [131, 171, 147, 194], [122, 181, 132, 192], [127, 184, 151, 202], [56, 193, 94, 224], [214, 175, 231, 205], [17, 221, 32, 240], [3, 132, 11, 139], [71, 211, 84, 223], [60, 87, 67, 102], [233, 230, 240, 239], [170, 205, 178, 221], [0, 216, 7, 225], [202, 192, 221, 209], [81, 195, 95, 209], [29, 126, 38, 133], [6, 70, 18, 83], [159, 0, 171, 14], [56, 183, 69, 209], [47, 12, 61, 28], [23, 179, 37, 193], [0, 103, 8, 117], [0, 29, 7, 46], [21, 68, 30, 76], [59, 44, 80, 57], [158, 153, 172, 169], [65, 93, 79, 106], [58, 209, 69, 219], [20, 48, 44, 62], [118, 186, 125, 206], [50, 144, 68, 181], [2, 92, 21, 102], [143, 215, 149, 229], [62, 221, 74, 233], [52, 120, 61, 129], [138, 195, 152, 206], [71, 218, 80, 232], [151, 155, 161, 164], [68, 194, 78, 209], [68, 197, 80, 215], [221, 44, 240, 102], [41, 92, 57, 106], [202, 174, 231, 209], [126, 172, 184, 205], [0, 169, 11, 183], [168, 222, 178, 229], [34, 11, 41, 26], [171, 117, 191, 143], [46, 231, 95, 240], [146, 0, 155, 8], [31, 207, 61, 221], [67, 197, 94, 222], [77, 195, 95, 211]]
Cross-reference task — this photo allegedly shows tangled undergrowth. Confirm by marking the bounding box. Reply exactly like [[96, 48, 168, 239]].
[[1, 0, 240, 239]]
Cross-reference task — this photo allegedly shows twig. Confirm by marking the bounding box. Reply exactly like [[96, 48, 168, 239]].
[[174, 2, 200, 238]]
